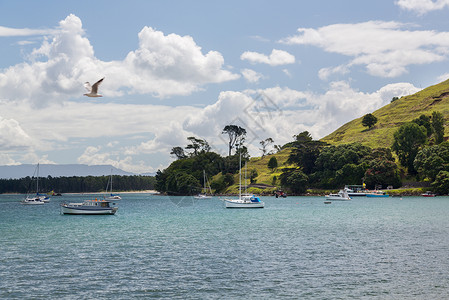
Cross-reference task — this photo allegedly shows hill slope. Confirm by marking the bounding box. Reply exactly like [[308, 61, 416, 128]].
[[321, 79, 449, 148]]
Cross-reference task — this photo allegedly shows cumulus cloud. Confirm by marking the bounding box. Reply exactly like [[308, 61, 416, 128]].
[[0, 14, 239, 107], [241, 68, 264, 83], [280, 21, 449, 78], [0, 117, 34, 151], [240, 49, 295, 66], [396, 0, 449, 14]]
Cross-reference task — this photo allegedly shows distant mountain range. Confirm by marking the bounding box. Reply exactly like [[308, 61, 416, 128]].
[[0, 164, 154, 179]]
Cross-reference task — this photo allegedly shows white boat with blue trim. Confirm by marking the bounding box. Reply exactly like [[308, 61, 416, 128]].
[[223, 153, 264, 208], [224, 194, 264, 208], [22, 163, 50, 205], [61, 199, 118, 215]]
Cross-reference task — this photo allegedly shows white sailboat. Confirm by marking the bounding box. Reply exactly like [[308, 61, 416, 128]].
[[105, 170, 121, 200], [22, 163, 50, 205], [224, 153, 264, 208], [194, 170, 212, 199]]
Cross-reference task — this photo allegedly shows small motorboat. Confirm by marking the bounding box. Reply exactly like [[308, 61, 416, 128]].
[[61, 199, 118, 215], [421, 191, 436, 197], [366, 191, 389, 198], [21, 197, 45, 205], [325, 189, 351, 201]]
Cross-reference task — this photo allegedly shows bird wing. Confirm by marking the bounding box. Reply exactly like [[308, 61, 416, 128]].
[[84, 82, 92, 92], [91, 77, 104, 94]]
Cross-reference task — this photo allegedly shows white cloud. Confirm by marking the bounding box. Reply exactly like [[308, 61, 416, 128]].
[[318, 65, 349, 80], [0, 14, 239, 107], [0, 117, 34, 151], [437, 73, 449, 83], [396, 0, 449, 14], [282, 69, 292, 77], [240, 49, 295, 66], [0, 26, 57, 37], [280, 21, 449, 78], [241, 68, 264, 83], [0, 154, 19, 165], [77, 145, 154, 174]]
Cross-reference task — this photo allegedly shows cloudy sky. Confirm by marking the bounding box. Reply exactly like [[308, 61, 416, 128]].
[[1, 0, 449, 174]]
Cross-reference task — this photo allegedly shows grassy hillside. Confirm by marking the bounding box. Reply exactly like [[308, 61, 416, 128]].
[[321, 79, 449, 148]]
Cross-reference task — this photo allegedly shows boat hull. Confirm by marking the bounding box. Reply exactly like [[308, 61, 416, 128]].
[[194, 194, 212, 199], [61, 205, 118, 215], [325, 196, 351, 201], [366, 194, 389, 198], [224, 200, 264, 208], [21, 199, 45, 205]]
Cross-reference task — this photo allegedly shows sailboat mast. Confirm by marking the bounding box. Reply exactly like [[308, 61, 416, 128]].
[[36, 163, 39, 194], [239, 152, 241, 199]]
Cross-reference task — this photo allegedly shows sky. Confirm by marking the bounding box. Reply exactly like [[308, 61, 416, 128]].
[[1, 0, 449, 174]]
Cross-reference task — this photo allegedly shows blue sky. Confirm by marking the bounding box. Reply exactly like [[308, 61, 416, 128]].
[[1, 0, 449, 173]]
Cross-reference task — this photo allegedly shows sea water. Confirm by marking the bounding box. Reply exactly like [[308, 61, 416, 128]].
[[1, 194, 449, 299]]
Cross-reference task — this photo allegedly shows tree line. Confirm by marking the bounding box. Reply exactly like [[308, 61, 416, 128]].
[[0, 175, 156, 194]]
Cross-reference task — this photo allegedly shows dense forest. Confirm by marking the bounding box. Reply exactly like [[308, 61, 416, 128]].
[[0, 175, 155, 194]]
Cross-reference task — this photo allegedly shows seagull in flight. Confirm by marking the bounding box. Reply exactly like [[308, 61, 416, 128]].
[[84, 77, 104, 97]]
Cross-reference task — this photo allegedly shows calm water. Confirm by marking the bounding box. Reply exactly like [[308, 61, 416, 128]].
[[1, 193, 449, 299]]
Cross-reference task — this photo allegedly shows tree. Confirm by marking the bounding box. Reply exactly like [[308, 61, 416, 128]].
[[273, 145, 282, 153], [432, 171, 449, 195], [412, 114, 432, 137], [392, 122, 427, 174], [431, 111, 445, 144], [363, 159, 401, 189], [294, 131, 313, 143], [414, 142, 449, 181], [185, 136, 210, 156], [249, 169, 258, 184], [222, 125, 246, 156], [170, 147, 187, 160], [259, 138, 274, 157], [280, 169, 308, 194], [287, 131, 326, 174], [268, 156, 278, 170], [362, 113, 378, 129]]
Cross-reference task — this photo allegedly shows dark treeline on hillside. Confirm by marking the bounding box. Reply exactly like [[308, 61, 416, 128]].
[[0, 175, 155, 194]]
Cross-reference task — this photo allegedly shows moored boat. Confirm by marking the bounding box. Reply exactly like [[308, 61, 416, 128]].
[[61, 199, 118, 215], [325, 189, 351, 201], [224, 194, 264, 208], [21, 197, 45, 205], [421, 191, 436, 197], [224, 153, 264, 208], [23, 163, 50, 204], [366, 191, 389, 197], [194, 170, 212, 199], [104, 170, 122, 200]]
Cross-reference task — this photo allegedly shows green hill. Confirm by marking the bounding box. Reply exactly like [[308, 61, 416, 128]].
[[220, 80, 449, 194], [321, 79, 449, 148]]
